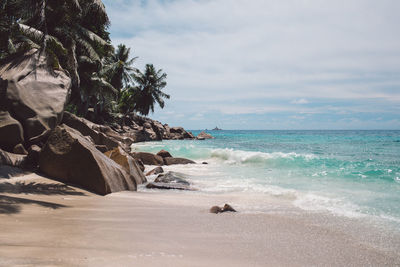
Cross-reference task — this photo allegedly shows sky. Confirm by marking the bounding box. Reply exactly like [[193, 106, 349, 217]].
[[103, 0, 400, 130]]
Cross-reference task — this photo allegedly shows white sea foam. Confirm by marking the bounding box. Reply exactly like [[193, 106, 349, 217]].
[[134, 139, 400, 227], [210, 148, 316, 165], [293, 193, 365, 218], [143, 160, 365, 219]]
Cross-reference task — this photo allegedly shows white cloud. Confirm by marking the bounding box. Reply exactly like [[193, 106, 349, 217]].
[[291, 98, 309, 104], [103, 0, 400, 129]]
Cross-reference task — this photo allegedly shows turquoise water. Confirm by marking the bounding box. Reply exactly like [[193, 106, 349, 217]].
[[133, 130, 400, 226]]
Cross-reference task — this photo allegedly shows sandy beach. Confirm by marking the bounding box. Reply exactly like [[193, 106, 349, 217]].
[[1, 168, 400, 267]]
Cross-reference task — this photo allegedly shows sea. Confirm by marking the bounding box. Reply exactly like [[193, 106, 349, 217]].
[[132, 130, 400, 230]]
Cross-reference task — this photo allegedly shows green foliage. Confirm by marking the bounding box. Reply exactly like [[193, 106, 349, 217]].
[[0, 0, 170, 123], [65, 103, 78, 115], [103, 44, 138, 93], [120, 64, 170, 116]]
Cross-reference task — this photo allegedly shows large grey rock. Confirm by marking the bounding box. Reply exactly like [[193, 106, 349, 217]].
[[155, 171, 190, 185], [0, 111, 24, 151], [131, 152, 164, 166], [39, 125, 137, 195], [146, 171, 194, 191], [62, 111, 119, 151], [104, 146, 147, 185], [92, 124, 135, 149], [163, 157, 195, 165], [0, 50, 71, 144]]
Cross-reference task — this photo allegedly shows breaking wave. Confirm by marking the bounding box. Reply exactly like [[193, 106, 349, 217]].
[[210, 148, 316, 165]]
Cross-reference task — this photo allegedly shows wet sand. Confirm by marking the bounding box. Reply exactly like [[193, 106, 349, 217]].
[[1, 171, 399, 266]]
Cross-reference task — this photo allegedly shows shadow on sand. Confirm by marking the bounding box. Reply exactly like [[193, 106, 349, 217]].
[[0, 180, 86, 215], [0, 165, 27, 179], [0, 181, 86, 196], [0, 195, 67, 214]]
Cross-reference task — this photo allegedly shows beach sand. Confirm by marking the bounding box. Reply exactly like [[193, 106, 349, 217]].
[[1, 169, 400, 266]]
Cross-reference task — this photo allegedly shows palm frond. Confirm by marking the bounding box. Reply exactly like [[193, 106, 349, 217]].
[[18, 23, 44, 44], [76, 38, 101, 62], [77, 25, 111, 49], [87, 0, 110, 26], [66, 0, 81, 11], [91, 76, 118, 96]]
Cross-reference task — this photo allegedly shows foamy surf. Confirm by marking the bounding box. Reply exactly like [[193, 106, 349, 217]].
[[210, 148, 316, 165], [134, 130, 400, 230]]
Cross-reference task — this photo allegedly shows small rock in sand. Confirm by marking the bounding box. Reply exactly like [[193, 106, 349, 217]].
[[210, 206, 222, 214], [209, 203, 237, 214], [223, 204, 237, 212]]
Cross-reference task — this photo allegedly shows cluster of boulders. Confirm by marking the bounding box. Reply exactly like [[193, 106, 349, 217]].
[[0, 51, 217, 196], [140, 149, 198, 191], [131, 149, 196, 166], [109, 114, 197, 143]]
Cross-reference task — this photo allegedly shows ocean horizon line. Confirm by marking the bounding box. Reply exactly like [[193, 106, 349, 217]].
[[188, 129, 400, 131]]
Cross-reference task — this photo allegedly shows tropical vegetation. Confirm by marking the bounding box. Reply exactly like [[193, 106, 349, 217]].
[[0, 0, 170, 123]]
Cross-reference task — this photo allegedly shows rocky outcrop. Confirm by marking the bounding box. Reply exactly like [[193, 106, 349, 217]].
[[196, 131, 214, 140], [130, 152, 164, 166], [62, 111, 120, 151], [118, 114, 194, 141], [61, 112, 195, 145], [163, 157, 195, 165], [0, 50, 70, 146], [156, 149, 172, 158], [169, 127, 194, 140], [145, 166, 164, 176], [104, 146, 147, 185], [39, 125, 137, 195]]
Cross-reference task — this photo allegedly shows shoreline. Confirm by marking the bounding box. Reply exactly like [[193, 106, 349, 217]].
[[1, 171, 400, 266]]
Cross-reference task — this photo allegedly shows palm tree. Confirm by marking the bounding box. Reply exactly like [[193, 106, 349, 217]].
[[0, 0, 67, 63], [103, 44, 138, 95], [130, 64, 170, 116], [0, 0, 112, 102]]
